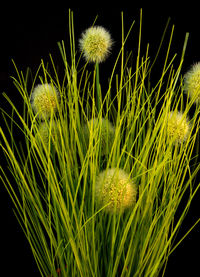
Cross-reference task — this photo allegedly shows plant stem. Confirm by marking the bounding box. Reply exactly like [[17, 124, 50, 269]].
[[95, 62, 100, 113]]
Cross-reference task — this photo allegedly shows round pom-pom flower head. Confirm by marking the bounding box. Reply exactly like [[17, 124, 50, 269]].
[[184, 62, 200, 103], [83, 117, 115, 156], [31, 83, 60, 119], [35, 120, 60, 149], [79, 26, 113, 63], [95, 168, 137, 213], [167, 111, 190, 143]]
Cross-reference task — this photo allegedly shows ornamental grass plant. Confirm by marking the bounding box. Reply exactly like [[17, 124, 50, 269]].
[[1, 9, 200, 277]]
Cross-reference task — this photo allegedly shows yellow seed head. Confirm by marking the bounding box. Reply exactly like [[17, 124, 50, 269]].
[[79, 26, 113, 63], [95, 168, 137, 213], [35, 120, 59, 148], [31, 83, 60, 119], [184, 62, 200, 103], [167, 111, 190, 143], [83, 117, 115, 155]]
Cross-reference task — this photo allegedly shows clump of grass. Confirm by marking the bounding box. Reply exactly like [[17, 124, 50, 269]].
[[1, 9, 200, 277]]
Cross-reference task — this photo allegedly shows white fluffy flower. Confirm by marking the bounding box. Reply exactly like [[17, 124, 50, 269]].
[[79, 26, 113, 63], [31, 83, 60, 119], [95, 168, 137, 213], [167, 111, 190, 143]]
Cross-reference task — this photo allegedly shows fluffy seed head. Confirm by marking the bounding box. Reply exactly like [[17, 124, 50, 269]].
[[31, 83, 60, 119], [35, 120, 59, 148], [79, 26, 113, 63], [167, 111, 190, 143], [184, 62, 200, 103], [83, 117, 115, 155], [95, 168, 137, 213]]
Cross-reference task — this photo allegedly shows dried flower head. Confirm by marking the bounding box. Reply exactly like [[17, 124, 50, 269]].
[[184, 62, 200, 103], [35, 120, 59, 148], [31, 83, 60, 119], [79, 26, 113, 63], [95, 168, 137, 213], [83, 117, 115, 155], [167, 111, 190, 143]]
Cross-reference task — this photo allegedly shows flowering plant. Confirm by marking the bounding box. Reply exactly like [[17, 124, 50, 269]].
[[1, 10, 200, 277]]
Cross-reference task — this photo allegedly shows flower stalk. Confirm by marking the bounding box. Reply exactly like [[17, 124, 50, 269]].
[[95, 62, 101, 113]]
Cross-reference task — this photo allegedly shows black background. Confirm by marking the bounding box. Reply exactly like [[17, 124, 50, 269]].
[[1, 5, 200, 276]]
